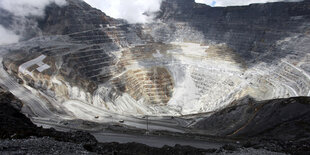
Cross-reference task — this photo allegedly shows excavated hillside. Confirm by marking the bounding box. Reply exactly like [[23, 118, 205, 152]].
[[1, 0, 310, 116], [0, 86, 220, 155]]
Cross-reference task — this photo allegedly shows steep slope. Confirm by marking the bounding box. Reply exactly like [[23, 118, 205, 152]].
[[157, 0, 310, 64], [1, 0, 310, 116], [38, 0, 117, 35], [194, 97, 310, 137], [193, 96, 310, 154]]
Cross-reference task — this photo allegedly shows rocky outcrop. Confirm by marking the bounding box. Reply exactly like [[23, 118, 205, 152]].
[[0, 86, 96, 142]]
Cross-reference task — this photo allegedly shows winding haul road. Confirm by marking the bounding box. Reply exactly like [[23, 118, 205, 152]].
[[0, 50, 226, 149], [0, 57, 56, 118]]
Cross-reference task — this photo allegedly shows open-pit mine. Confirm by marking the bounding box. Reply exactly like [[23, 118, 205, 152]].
[[3, 0, 310, 116], [1, 0, 310, 153]]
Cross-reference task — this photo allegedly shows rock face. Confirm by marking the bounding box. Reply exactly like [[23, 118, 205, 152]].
[[157, 0, 310, 63], [193, 96, 310, 154], [2, 0, 310, 116]]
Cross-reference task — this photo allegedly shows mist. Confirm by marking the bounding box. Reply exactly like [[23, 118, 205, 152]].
[[84, 0, 162, 23], [0, 25, 19, 45], [0, 0, 67, 46], [195, 0, 303, 7], [0, 0, 66, 17], [0, 0, 305, 46]]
